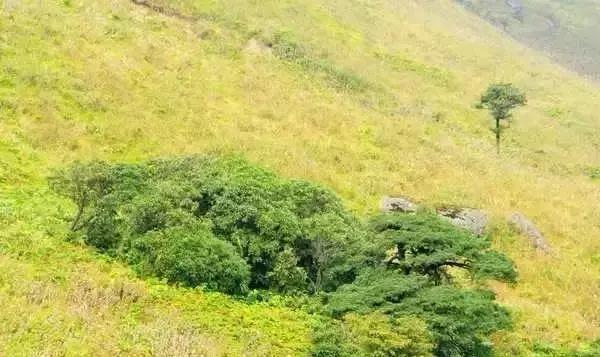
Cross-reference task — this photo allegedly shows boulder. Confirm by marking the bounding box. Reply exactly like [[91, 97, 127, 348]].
[[380, 196, 419, 213], [379, 196, 490, 236], [436, 207, 489, 236], [509, 212, 552, 253]]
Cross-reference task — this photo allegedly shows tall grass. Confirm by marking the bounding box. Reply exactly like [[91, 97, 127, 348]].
[[0, 0, 599, 354]]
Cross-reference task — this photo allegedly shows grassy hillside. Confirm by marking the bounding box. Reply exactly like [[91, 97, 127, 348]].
[[1, 0, 599, 354], [458, 0, 600, 81]]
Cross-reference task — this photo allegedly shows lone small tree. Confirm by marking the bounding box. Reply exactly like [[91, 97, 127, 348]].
[[478, 83, 526, 154]]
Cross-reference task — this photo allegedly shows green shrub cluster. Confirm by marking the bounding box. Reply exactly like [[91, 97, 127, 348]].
[[50, 156, 366, 294], [51, 155, 517, 356], [586, 167, 600, 180], [311, 313, 433, 357]]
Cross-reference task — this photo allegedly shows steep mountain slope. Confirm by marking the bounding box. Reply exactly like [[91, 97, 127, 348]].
[[458, 0, 600, 81], [1, 0, 599, 354]]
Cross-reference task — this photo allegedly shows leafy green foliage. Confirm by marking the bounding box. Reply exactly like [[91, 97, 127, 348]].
[[479, 83, 527, 121], [343, 313, 433, 357], [369, 213, 517, 284], [310, 313, 433, 357], [478, 83, 527, 153], [310, 317, 356, 357], [51, 157, 518, 355], [326, 269, 429, 317], [396, 286, 511, 357], [129, 224, 251, 294], [268, 248, 308, 294], [326, 212, 517, 356], [326, 271, 512, 356], [49, 161, 116, 233], [50, 155, 364, 294]]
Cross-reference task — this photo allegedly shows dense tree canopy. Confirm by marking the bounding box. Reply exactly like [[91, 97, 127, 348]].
[[50, 156, 367, 294], [368, 213, 517, 284], [479, 83, 526, 122], [51, 155, 517, 356], [326, 213, 517, 356]]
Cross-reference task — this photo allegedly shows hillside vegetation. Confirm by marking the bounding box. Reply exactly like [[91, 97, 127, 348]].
[[458, 0, 600, 81], [51, 155, 520, 356], [1, 0, 599, 355]]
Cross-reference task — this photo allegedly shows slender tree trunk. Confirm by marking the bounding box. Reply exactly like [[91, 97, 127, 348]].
[[70, 194, 88, 231], [315, 267, 322, 293], [496, 117, 500, 155], [70, 204, 84, 231]]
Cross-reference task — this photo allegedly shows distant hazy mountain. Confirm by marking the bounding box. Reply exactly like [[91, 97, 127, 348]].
[[458, 0, 600, 81]]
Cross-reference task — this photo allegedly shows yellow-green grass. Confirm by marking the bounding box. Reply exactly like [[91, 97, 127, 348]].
[[1, 0, 599, 354]]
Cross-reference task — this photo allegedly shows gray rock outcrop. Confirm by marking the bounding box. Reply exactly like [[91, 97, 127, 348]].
[[437, 207, 489, 236], [379, 196, 490, 236], [509, 212, 552, 253], [380, 196, 419, 213]]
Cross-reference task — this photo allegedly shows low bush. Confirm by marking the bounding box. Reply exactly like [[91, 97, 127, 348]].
[[343, 313, 433, 357], [129, 224, 250, 294]]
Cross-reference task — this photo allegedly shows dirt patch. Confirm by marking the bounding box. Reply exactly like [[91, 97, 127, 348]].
[[244, 38, 273, 56]]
